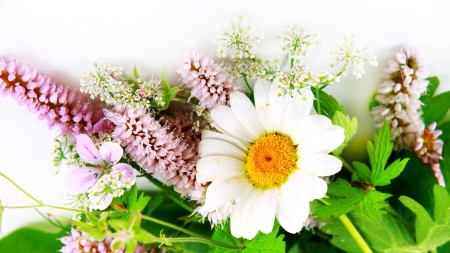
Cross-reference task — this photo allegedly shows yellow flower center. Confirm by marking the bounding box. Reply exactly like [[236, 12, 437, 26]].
[[245, 134, 297, 188]]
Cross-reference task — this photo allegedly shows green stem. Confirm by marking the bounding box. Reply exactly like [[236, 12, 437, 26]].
[[242, 75, 253, 93], [172, 96, 197, 105], [2, 204, 82, 212], [0, 172, 43, 205], [336, 155, 355, 173], [319, 198, 372, 253], [142, 215, 207, 239], [315, 84, 321, 115], [338, 215, 373, 253], [158, 237, 244, 250]]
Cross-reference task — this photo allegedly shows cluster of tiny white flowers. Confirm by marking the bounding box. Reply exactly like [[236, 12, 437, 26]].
[[192, 106, 212, 131], [63, 192, 89, 211], [330, 34, 378, 79], [80, 62, 163, 109], [90, 132, 118, 149], [226, 57, 281, 82], [275, 65, 337, 96], [52, 135, 83, 172], [213, 15, 263, 60], [277, 26, 320, 63]]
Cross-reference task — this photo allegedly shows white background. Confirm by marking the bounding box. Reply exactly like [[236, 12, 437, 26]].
[[1, 0, 450, 237]]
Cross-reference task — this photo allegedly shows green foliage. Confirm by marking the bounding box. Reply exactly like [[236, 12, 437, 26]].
[[438, 122, 450, 141], [209, 221, 286, 253], [425, 76, 440, 97], [133, 66, 140, 79], [312, 87, 345, 119], [126, 185, 151, 213], [440, 139, 450, 194], [70, 211, 109, 241], [368, 92, 379, 111], [159, 70, 179, 111], [320, 216, 362, 253], [420, 77, 450, 126], [0, 227, 65, 253], [332, 111, 358, 156], [399, 185, 450, 251], [313, 179, 391, 222]]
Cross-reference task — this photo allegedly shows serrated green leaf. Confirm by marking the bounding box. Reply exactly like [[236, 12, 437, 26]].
[[136, 193, 151, 212], [399, 185, 450, 250], [312, 87, 346, 119], [126, 184, 138, 212], [332, 111, 358, 156], [426, 76, 439, 97], [353, 162, 372, 182], [422, 90, 450, 126], [369, 122, 394, 186], [108, 219, 130, 232], [352, 190, 391, 222], [440, 138, 450, 193], [209, 221, 285, 253], [373, 158, 409, 187], [133, 66, 140, 79], [313, 179, 366, 218]]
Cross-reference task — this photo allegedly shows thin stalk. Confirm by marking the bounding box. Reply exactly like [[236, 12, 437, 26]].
[[315, 85, 321, 115], [141, 215, 206, 239], [336, 155, 355, 173], [319, 198, 372, 253], [0, 172, 42, 205], [172, 96, 197, 106], [158, 237, 244, 250], [2, 204, 83, 213], [242, 75, 253, 93]]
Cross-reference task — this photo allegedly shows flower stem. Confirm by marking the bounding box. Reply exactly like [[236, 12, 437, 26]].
[[0, 172, 43, 205], [158, 237, 244, 250], [2, 204, 82, 212], [336, 155, 355, 173], [315, 84, 321, 115], [141, 215, 206, 239], [242, 74, 253, 94], [338, 215, 373, 253]]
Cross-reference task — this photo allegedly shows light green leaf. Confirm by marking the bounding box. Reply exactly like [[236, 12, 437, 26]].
[[353, 162, 372, 182], [159, 70, 179, 111], [426, 76, 439, 97], [399, 185, 450, 250], [368, 92, 380, 111], [440, 138, 450, 192], [126, 184, 138, 212], [0, 227, 66, 253], [136, 193, 151, 212], [125, 238, 138, 253], [133, 66, 140, 79], [332, 111, 358, 156], [319, 216, 362, 253], [108, 219, 130, 232], [373, 158, 409, 187], [352, 190, 391, 222], [368, 122, 394, 186]]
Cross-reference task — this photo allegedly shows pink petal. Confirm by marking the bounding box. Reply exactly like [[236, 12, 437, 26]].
[[112, 163, 136, 183], [90, 193, 113, 210], [65, 167, 100, 194], [99, 142, 123, 164], [76, 134, 102, 164]]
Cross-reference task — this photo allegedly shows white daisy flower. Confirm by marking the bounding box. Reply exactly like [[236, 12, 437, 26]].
[[196, 79, 345, 239]]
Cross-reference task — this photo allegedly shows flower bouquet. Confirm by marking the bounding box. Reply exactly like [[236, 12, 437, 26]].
[[1, 16, 450, 253]]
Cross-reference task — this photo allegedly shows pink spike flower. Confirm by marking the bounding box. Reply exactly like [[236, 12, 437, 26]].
[[0, 57, 105, 135], [65, 134, 136, 210]]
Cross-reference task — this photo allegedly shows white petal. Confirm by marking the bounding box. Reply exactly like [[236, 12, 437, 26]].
[[269, 80, 286, 133], [196, 156, 245, 183], [254, 79, 273, 133], [201, 130, 250, 151], [90, 193, 113, 210], [198, 139, 247, 161], [298, 154, 342, 177], [282, 87, 314, 134], [276, 179, 310, 234], [298, 126, 345, 154], [204, 175, 251, 212], [99, 142, 123, 164], [230, 91, 266, 139], [291, 115, 332, 145], [76, 134, 102, 164], [210, 105, 254, 143], [290, 170, 328, 200], [253, 189, 277, 234], [230, 189, 263, 239], [65, 168, 99, 194]]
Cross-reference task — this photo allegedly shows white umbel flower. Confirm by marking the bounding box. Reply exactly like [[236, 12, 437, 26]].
[[196, 79, 344, 239]]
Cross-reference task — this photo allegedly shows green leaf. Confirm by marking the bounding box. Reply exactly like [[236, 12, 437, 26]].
[[319, 216, 362, 253], [422, 90, 450, 126], [440, 138, 450, 194], [368, 122, 394, 186], [108, 219, 130, 232], [353, 162, 372, 182], [133, 66, 140, 79], [159, 70, 179, 111], [312, 87, 346, 119], [426, 76, 439, 97], [144, 192, 166, 216], [0, 228, 65, 253], [126, 184, 138, 212], [438, 121, 450, 141], [332, 111, 358, 156], [373, 158, 409, 187], [209, 221, 285, 253], [399, 185, 450, 250], [368, 92, 380, 111], [314, 179, 392, 222], [136, 193, 151, 212]]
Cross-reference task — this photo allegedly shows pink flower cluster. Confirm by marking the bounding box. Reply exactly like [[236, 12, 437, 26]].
[[0, 57, 105, 135], [105, 107, 204, 200], [178, 50, 237, 109], [60, 228, 150, 253]]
